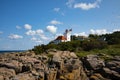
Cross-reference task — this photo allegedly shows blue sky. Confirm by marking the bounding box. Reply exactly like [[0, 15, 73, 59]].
[[0, 0, 120, 50]]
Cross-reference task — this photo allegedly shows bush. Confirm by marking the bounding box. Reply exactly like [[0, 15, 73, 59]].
[[104, 31, 120, 45], [81, 39, 108, 51], [76, 52, 89, 58], [33, 31, 120, 54], [47, 54, 53, 58]]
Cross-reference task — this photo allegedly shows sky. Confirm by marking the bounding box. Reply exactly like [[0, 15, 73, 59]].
[[0, 0, 120, 50]]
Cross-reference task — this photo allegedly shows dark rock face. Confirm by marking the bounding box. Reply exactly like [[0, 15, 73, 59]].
[[101, 61, 120, 80], [0, 51, 88, 80], [81, 54, 120, 80], [105, 61, 120, 73], [0, 67, 16, 80], [0, 60, 23, 73], [0, 51, 120, 80], [81, 55, 105, 70], [90, 73, 108, 80]]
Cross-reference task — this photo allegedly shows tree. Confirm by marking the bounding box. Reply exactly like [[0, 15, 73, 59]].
[[81, 39, 107, 51], [104, 31, 120, 45]]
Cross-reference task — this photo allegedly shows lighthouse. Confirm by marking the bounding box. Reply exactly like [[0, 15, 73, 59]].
[[53, 29, 72, 44], [64, 29, 72, 41]]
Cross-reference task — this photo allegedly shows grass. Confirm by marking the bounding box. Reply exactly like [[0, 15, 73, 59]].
[[93, 44, 120, 56], [76, 52, 89, 58], [46, 53, 53, 58], [76, 44, 120, 61]]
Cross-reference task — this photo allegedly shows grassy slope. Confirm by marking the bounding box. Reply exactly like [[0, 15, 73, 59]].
[[76, 44, 120, 60]]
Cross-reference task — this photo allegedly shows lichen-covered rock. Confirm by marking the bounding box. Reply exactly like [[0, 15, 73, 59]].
[[0, 60, 23, 73], [82, 54, 105, 70], [11, 72, 37, 80], [0, 67, 16, 79], [113, 56, 120, 61], [105, 61, 120, 73], [102, 67, 120, 80], [0, 75, 4, 80], [45, 69, 57, 80], [90, 73, 109, 80], [44, 50, 88, 80], [2, 51, 120, 80]]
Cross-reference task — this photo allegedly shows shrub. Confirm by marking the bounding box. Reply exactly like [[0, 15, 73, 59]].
[[81, 39, 108, 51], [47, 53, 53, 58]]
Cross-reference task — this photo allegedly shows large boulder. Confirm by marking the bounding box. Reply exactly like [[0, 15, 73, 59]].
[[101, 67, 120, 80], [0, 50, 89, 80], [0, 75, 4, 80], [90, 73, 109, 80], [47, 50, 88, 80], [0, 60, 23, 73], [49, 50, 77, 59], [113, 56, 120, 61], [19, 51, 35, 57], [45, 69, 57, 80], [105, 61, 120, 73], [0, 67, 16, 79], [11, 72, 37, 80], [82, 54, 105, 70], [18, 56, 40, 64]]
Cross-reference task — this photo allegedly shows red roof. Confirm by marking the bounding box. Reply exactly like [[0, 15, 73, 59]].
[[56, 36, 67, 40]]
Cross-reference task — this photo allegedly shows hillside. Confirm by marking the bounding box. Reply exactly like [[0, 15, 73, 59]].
[[32, 31, 120, 56], [0, 31, 120, 80], [0, 50, 120, 80]]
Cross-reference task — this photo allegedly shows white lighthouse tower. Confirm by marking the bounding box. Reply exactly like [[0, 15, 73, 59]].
[[64, 29, 72, 41], [53, 29, 72, 44]]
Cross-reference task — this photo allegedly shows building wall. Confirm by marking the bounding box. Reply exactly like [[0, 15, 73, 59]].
[[53, 40, 67, 44], [66, 33, 71, 41], [64, 32, 71, 41]]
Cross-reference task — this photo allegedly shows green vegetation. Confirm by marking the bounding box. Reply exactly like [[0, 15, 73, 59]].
[[47, 53, 53, 58], [32, 31, 120, 58], [33, 39, 107, 54], [76, 45, 120, 58], [76, 51, 90, 58], [104, 31, 120, 45], [95, 46, 120, 56]]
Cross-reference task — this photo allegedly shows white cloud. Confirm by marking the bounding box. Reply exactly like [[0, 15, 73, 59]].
[[56, 33, 63, 36], [26, 29, 44, 36], [78, 32, 88, 37], [54, 8, 60, 12], [66, 0, 75, 8], [16, 26, 21, 29], [50, 20, 62, 25], [24, 24, 32, 30], [35, 40, 43, 43], [25, 28, 48, 40], [0, 31, 3, 34], [26, 30, 36, 36], [90, 29, 109, 35], [31, 37, 37, 41], [53, 8, 65, 16], [61, 12, 65, 16], [74, 32, 88, 37], [46, 25, 57, 34], [90, 29, 96, 34], [31, 37, 43, 43], [36, 29, 44, 34], [113, 29, 120, 32], [39, 34, 49, 40], [8, 34, 23, 39], [74, 0, 101, 10]]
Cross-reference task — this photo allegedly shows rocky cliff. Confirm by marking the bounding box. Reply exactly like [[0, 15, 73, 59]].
[[0, 50, 120, 80]]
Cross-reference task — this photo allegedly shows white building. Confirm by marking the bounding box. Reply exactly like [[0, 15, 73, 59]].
[[53, 29, 72, 44]]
